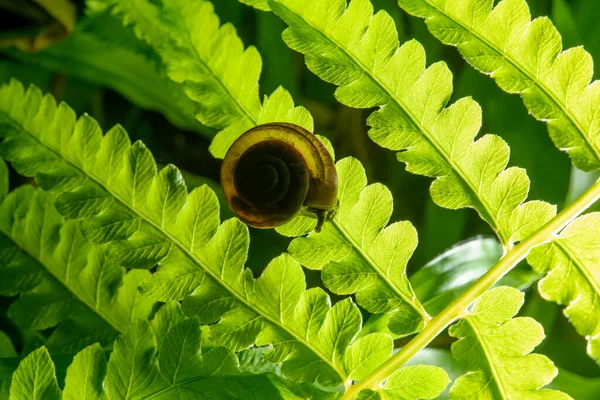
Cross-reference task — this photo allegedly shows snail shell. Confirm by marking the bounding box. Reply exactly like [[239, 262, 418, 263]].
[[220, 122, 338, 231]]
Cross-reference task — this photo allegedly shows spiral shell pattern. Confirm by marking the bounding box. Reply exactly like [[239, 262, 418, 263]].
[[221, 123, 337, 229]]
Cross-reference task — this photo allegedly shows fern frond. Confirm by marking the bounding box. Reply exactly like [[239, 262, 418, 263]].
[[9, 318, 323, 400], [0, 80, 401, 387], [79, 9, 161, 62], [99, 0, 311, 158], [0, 163, 154, 353], [449, 287, 570, 399], [99, 0, 436, 336], [261, 0, 600, 390], [287, 157, 431, 336], [267, 0, 554, 247], [340, 179, 600, 399], [527, 213, 600, 365], [9, 348, 61, 400], [356, 365, 449, 399], [7, 29, 204, 135], [396, 0, 600, 171]]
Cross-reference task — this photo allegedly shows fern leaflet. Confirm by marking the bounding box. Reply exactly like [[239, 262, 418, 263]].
[[285, 157, 431, 336], [8, 30, 204, 135], [259, 0, 600, 390], [396, 0, 600, 171], [99, 0, 312, 158], [266, 0, 554, 248], [9, 348, 61, 400], [356, 365, 449, 399], [96, 0, 432, 338], [9, 318, 325, 400], [449, 287, 570, 399], [0, 160, 154, 353], [0, 80, 415, 387], [239, 0, 270, 11], [527, 213, 600, 366]]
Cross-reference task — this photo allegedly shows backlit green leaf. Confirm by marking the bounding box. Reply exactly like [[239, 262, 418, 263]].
[[528, 213, 600, 365], [397, 0, 600, 172], [0, 182, 154, 353], [100, 0, 311, 158], [0, 80, 395, 387], [9, 348, 60, 400], [267, 0, 555, 248], [449, 287, 570, 399]]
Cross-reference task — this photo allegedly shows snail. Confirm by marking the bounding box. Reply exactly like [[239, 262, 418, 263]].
[[220, 122, 338, 232]]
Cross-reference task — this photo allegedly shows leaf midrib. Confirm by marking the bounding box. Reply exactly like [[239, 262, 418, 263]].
[[116, 0, 259, 129], [276, 2, 508, 245], [554, 240, 600, 304], [172, 6, 260, 127], [0, 216, 123, 335], [9, 116, 345, 383], [466, 318, 509, 399], [330, 220, 430, 321], [421, 0, 600, 162], [143, 374, 223, 400]]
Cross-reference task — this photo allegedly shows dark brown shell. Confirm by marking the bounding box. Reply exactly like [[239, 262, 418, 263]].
[[220, 123, 338, 229]]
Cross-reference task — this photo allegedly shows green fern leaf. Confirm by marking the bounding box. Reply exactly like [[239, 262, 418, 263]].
[[288, 157, 430, 336], [9, 348, 60, 400], [396, 0, 600, 171], [0, 80, 397, 387], [356, 365, 450, 399], [527, 213, 600, 365], [240, 0, 270, 11], [6, 5, 205, 135], [449, 287, 570, 399], [102, 0, 432, 336], [63, 344, 106, 400], [267, 0, 555, 247], [149, 301, 186, 348], [99, 0, 311, 158], [9, 318, 320, 400], [0, 178, 154, 353], [7, 28, 204, 135]]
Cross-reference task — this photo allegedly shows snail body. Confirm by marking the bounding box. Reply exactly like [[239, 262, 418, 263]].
[[220, 123, 337, 232]]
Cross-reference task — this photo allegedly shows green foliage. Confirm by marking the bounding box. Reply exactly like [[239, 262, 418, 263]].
[[360, 237, 536, 338], [9, 348, 60, 400], [6, 28, 203, 135], [9, 318, 319, 400], [240, 0, 270, 12], [0, 80, 403, 387], [99, 0, 312, 158], [63, 344, 106, 400], [411, 237, 538, 315], [29, 0, 434, 341], [286, 157, 429, 337], [247, 1, 600, 395], [404, 348, 598, 400], [3, 0, 600, 398], [356, 365, 449, 399], [397, 0, 600, 172], [267, 0, 555, 248], [449, 287, 570, 399], [0, 160, 154, 353], [528, 213, 600, 365]]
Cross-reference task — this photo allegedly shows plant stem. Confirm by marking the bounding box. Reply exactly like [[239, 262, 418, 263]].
[[341, 178, 600, 399]]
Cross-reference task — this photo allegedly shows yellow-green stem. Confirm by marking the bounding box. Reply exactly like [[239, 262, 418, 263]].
[[341, 178, 600, 399]]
